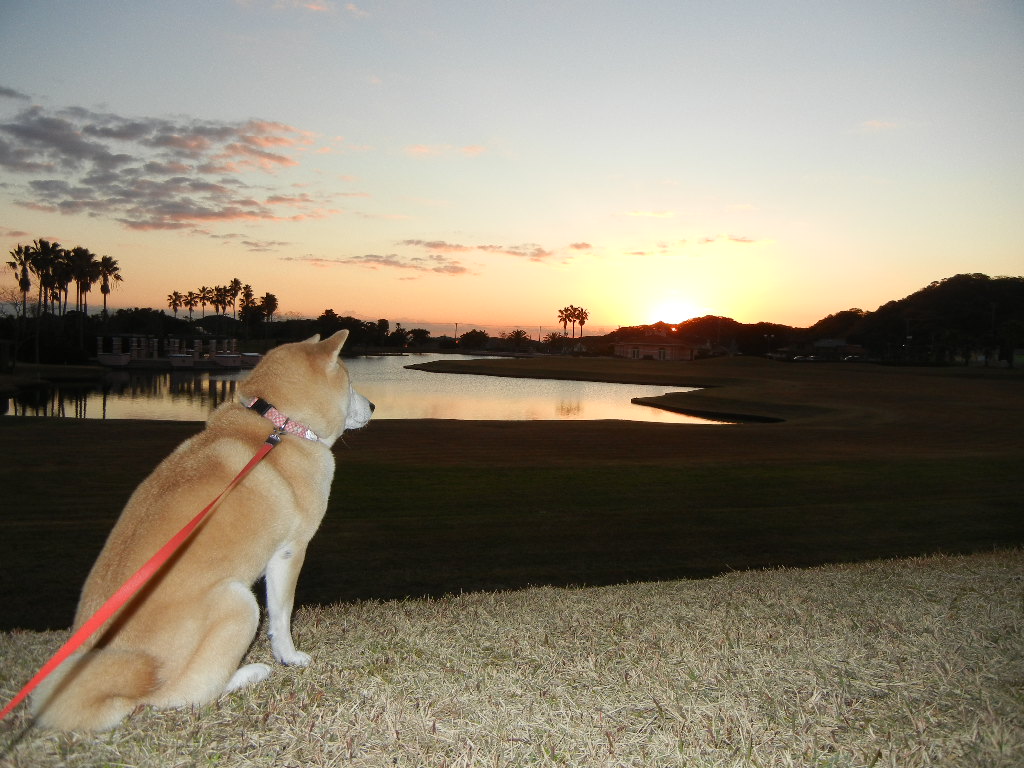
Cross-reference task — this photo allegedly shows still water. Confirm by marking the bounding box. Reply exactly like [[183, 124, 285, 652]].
[[3, 354, 723, 424]]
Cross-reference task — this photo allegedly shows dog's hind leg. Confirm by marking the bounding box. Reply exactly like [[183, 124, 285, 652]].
[[148, 581, 266, 708], [31, 648, 159, 731]]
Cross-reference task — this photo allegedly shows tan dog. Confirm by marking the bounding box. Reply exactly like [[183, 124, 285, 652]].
[[30, 331, 373, 731]]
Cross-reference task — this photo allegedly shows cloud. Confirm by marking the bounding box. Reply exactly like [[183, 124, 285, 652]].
[[569, 242, 592, 250], [397, 239, 473, 252], [0, 86, 30, 101], [345, 3, 369, 18], [403, 143, 487, 158], [242, 239, 292, 252], [0, 102, 334, 231], [404, 144, 443, 157], [283, 253, 470, 275], [400, 239, 553, 262], [856, 119, 900, 133], [698, 234, 759, 245], [479, 243, 552, 261], [0, 225, 31, 239], [270, 0, 336, 12]]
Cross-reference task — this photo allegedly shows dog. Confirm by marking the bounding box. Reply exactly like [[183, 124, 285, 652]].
[[30, 331, 373, 731]]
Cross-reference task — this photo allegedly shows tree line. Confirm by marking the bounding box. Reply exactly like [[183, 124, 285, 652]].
[[5, 239, 125, 363], [2, 239, 590, 362], [3, 238, 287, 364], [167, 280, 278, 325], [7, 239, 123, 320]]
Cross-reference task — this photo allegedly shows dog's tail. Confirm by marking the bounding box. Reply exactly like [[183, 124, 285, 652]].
[[29, 648, 160, 731]]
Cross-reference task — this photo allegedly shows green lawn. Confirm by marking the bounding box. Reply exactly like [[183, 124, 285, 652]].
[[2, 417, 1021, 631]]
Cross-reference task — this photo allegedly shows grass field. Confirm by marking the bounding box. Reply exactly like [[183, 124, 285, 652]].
[[1, 356, 1022, 764]]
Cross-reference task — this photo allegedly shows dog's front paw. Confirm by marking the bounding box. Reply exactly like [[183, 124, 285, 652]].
[[276, 649, 312, 667]]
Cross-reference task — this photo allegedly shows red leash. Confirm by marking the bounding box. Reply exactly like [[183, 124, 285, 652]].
[[0, 430, 283, 724]]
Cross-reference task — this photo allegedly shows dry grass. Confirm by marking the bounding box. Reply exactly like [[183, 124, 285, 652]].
[[3, 549, 1021, 767]]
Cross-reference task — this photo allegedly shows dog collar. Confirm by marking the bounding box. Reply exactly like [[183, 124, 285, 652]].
[[243, 397, 321, 443]]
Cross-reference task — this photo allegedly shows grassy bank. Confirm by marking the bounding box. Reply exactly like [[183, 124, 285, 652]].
[[2, 550, 1021, 767]]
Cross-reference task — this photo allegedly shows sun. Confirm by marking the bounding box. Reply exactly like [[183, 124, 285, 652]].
[[647, 297, 705, 325]]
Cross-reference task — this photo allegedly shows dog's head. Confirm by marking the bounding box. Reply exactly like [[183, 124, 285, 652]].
[[238, 330, 373, 446]]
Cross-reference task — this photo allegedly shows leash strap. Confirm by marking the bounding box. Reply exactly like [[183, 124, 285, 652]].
[[0, 432, 283, 724]]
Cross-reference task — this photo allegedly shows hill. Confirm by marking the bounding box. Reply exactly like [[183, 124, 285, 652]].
[[599, 274, 1024, 364]]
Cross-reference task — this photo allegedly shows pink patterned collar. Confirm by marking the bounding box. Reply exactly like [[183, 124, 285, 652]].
[[243, 397, 321, 443]]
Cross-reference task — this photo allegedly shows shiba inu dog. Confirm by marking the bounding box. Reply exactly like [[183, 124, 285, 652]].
[[30, 331, 373, 731]]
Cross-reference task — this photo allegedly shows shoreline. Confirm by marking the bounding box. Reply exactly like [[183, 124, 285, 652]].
[[4, 355, 1022, 462], [403, 355, 1024, 455]]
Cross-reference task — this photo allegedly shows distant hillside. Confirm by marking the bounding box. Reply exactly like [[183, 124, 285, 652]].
[[598, 274, 1024, 364]]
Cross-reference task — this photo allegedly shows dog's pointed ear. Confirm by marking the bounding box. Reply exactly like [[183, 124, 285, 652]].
[[323, 329, 349, 360], [303, 334, 322, 344]]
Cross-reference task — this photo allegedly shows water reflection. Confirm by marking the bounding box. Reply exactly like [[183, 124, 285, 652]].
[[8, 370, 241, 421], [3, 354, 725, 424]]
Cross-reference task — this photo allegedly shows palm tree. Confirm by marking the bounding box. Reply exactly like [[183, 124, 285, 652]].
[[98, 255, 123, 319], [28, 239, 62, 317], [24, 239, 62, 362], [198, 285, 212, 317], [260, 292, 278, 322], [238, 283, 256, 322], [167, 291, 184, 317], [51, 248, 74, 315], [228, 277, 242, 319], [69, 246, 100, 315], [558, 306, 572, 337], [575, 306, 589, 338], [213, 285, 230, 315], [544, 331, 568, 349], [184, 291, 199, 321], [6, 245, 33, 368], [568, 304, 581, 338], [505, 328, 530, 351], [7, 245, 32, 320]]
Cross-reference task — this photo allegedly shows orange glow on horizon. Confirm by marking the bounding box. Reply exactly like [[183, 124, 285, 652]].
[[645, 297, 709, 326]]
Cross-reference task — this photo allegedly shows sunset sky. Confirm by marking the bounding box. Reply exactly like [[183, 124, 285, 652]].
[[2, 0, 1021, 336]]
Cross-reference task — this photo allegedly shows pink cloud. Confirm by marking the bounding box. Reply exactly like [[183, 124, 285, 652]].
[[404, 144, 487, 158], [405, 144, 443, 157]]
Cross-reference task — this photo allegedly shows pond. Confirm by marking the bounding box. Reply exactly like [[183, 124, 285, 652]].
[[2, 354, 725, 424]]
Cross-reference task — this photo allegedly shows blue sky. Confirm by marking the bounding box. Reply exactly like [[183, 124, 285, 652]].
[[1, 0, 1021, 334]]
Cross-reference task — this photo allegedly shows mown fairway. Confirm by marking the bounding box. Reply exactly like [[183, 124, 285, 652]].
[[2, 357, 1021, 631]]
